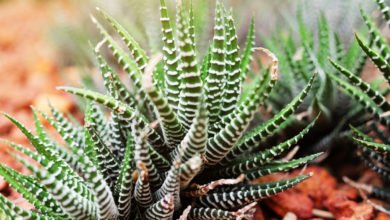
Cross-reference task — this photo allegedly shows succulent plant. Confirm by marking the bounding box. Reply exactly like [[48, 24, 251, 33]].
[[262, 3, 382, 156], [327, 0, 390, 212], [0, 1, 321, 219]]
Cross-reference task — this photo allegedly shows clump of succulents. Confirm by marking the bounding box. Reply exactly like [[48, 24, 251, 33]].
[[263, 1, 385, 155], [0, 1, 321, 219], [327, 0, 390, 213]]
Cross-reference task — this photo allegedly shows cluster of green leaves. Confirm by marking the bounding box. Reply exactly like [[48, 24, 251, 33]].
[[263, 2, 381, 154], [327, 0, 390, 211], [0, 1, 321, 219]]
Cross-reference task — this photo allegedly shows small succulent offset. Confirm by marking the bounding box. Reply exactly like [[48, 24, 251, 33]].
[[264, 5, 375, 155], [328, 0, 390, 212], [0, 1, 321, 219]]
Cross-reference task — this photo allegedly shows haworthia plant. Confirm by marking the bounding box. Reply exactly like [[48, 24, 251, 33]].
[[0, 1, 320, 219], [328, 0, 390, 213], [263, 2, 381, 155]]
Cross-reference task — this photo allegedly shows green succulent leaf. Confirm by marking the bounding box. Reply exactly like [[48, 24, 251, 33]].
[[205, 68, 277, 165], [0, 164, 67, 218], [213, 116, 318, 178], [142, 55, 186, 147], [240, 17, 255, 78], [57, 87, 167, 153], [95, 50, 136, 109], [355, 33, 390, 84], [360, 8, 390, 64], [375, 0, 390, 28], [222, 74, 316, 165], [354, 138, 390, 155], [326, 71, 390, 127], [159, 0, 181, 112], [97, 8, 149, 72], [197, 174, 311, 210], [205, 1, 227, 125], [176, 0, 203, 130], [329, 59, 390, 112], [220, 10, 242, 118], [115, 136, 135, 219]]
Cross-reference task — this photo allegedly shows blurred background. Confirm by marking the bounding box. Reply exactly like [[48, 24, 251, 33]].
[[52, 0, 376, 64]]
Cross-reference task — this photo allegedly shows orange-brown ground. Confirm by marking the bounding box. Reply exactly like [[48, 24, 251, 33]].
[[0, 0, 77, 205]]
